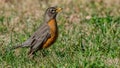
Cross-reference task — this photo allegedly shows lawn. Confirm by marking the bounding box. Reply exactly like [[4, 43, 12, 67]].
[[0, 0, 120, 68]]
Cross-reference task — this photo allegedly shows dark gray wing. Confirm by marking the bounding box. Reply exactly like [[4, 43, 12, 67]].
[[11, 23, 50, 50], [31, 30, 50, 51], [29, 23, 51, 48]]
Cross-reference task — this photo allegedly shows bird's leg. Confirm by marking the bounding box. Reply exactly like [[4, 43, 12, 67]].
[[28, 49, 34, 59], [29, 54, 34, 59]]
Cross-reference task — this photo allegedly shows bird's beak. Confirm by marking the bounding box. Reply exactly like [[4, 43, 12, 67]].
[[56, 8, 62, 12]]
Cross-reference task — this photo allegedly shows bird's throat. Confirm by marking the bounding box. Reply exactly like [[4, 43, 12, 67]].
[[48, 19, 58, 36]]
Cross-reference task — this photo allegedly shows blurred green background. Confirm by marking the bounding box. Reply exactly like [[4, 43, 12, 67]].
[[0, 0, 120, 68]]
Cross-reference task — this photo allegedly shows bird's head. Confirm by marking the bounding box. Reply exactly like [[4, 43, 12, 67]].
[[44, 7, 62, 22]]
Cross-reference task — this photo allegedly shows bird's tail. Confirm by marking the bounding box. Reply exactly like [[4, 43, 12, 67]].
[[10, 43, 30, 50], [5, 44, 23, 53], [9, 44, 23, 50], [5, 42, 30, 54], [11, 44, 23, 49]]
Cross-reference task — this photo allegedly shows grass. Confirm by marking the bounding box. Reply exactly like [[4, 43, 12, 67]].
[[0, 0, 120, 68]]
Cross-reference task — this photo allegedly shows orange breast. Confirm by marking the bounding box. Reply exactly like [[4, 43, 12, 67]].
[[42, 19, 58, 48]]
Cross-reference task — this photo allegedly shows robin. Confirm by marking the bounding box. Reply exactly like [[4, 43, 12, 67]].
[[11, 7, 62, 57]]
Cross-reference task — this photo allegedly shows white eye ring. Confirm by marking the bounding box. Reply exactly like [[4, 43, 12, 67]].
[[50, 9, 55, 14], [52, 10, 55, 13]]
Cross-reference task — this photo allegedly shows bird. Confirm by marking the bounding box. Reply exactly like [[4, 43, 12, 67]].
[[11, 7, 62, 57]]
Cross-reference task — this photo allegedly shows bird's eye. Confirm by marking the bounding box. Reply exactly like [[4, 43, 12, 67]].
[[52, 10, 55, 13], [50, 9, 55, 14]]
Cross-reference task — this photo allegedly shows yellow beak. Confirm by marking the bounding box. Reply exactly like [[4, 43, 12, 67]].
[[56, 8, 62, 12]]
